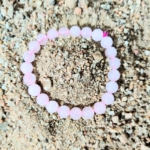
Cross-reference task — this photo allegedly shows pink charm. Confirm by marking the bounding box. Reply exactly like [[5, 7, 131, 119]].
[[36, 34, 48, 45], [103, 31, 109, 37], [58, 105, 70, 118], [70, 26, 80, 37], [23, 73, 36, 85], [105, 47, 117, 58], [46, 101, 59, 114], [101, 37, 113, 48], [23, 51, 35, 62], [28, 41, 40, 53], [70, 107, 82, 120], [102, 93, 114, 105], [108, 69, 120, 81], [94, 102, 106, 114], [47, 29, 58, 40], [92, 29, 103, 41], [59, 27, 70, 37], [28, 84, 41, 96], [36, 93, 49, 106], [109, 57, 121, 69], [20, 62, 33, 74], [106, 81, 118, 93], [82, 107, 94, 119], [81, 27, 92, 39]]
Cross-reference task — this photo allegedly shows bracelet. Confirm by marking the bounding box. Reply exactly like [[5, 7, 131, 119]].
[[20, 26, 121, 120]]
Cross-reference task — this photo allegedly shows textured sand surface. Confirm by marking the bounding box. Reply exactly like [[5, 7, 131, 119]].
[[0, 0, 150, 149]]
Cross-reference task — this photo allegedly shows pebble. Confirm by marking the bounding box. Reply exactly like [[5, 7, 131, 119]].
[[119, 134, 128, 144], [0, 122, 8, 131], [112, 116, 119, 123], [0, 107, 3, 119], [74, 7, 82, 15], [0, 88, 3, 96], [125, 113, 132, 119], [50, 0, 55, 5], [145, 50, 149, 55], [65, 0, 78, 9], [92, 51, 103, 63]]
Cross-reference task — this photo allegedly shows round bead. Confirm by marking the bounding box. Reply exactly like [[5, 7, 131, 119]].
[[70, 107, 82, 120], [92, 29, 103, 41], [20, 62, 33, 74], [36, 34, 48, 45], [36, 93, 49, 106], [28, 84, 41, 96], [28, 41, 40, 53], [82, 107, 94, 119], [81, 27, 92, 39], [23, 73, 36, 85], [94, 102, 106, 114], [58, 27, 70, 37], [101, 37, 113, 48], [109, 58, 121, 69], [23, 51, 35, 63], [47, 29, 58, 40], [108, 70, 120, 81], [105, 47, 117, 58], [106, 81, 118, 93], [102, 93, 114, 105], [58, 106, 70, 118], [46, 101, 59, 114], [70, 26, 80, 37]]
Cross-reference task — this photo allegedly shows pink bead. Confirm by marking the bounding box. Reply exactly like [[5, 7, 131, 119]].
[[36, 93, 49, 106], [105, 47, 117, 58], [58, 106, 70, 118], [81, 27, 92, 39], [46, 101, 59, 114], [28, 41, 40, 53], [36, 34, 48, 45], [70, 26, 80, 37], [109, 58, 121, 69], [20, 62, 33, 74], [82, 107, 94, 119], [106, 81, 118, 93], [47, 29, 58, 40], [92, 29, 103, 41], [28, 84, 41, 96], [23, 73, 36, 85], [23, 51, 35, 63], [94, 102, 106, 114], [102, 93, 114, 105], [101, 37, 113, 48], [70, 107, 82, 120], [58, 27, 70, 37], [108, 70, 120, 81]]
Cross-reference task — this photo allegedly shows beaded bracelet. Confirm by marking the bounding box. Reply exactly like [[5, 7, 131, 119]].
[[20, 26, 121, 120]]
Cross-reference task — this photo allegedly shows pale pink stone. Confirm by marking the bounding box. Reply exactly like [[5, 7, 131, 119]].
[[102, 93, 114, 105], [108, 70, 120, 81], [70, 107, 82, 120], [82, 107, 94, 119], [94, 102, 106, 114], [81, 27, 92, 39], [101, 37, 113, 48], [109, 58, 121, 69], [20, 62, 33, 74], [58, 105, 70, 118], [70, 26, 80, 37], [92, 29, 103, 41], [46, 101, 59, 114], [106, 81, 118, 93], [59, 27, 70, 37], [23, 51, 35, 63], [28, 41, 40, 53], [36, 34, 48, 45], [28, 84, 41, 96], [36, 93, 49, 106], [105, 47, 117, 58], [47, 29, 58, 40], [23, 73, 36, 85]]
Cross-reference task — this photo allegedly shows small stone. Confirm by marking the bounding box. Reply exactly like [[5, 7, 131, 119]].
[[74, 7, 82, 15], [92, 51, 103, 63], [0, 107, 3, 119], [141, 145, 150, 150], [112, 116, 119, 123], [145, 50, 149, 56], [41, 78, 52, 91], [119, 134, 128, 144], [0, 122, 8, 131], [125, 113, 132, 119], [0, 88, 3, 96], [97, 129, 103, 135], [65, 0, 78, 9], [50, 0, 55, 5]]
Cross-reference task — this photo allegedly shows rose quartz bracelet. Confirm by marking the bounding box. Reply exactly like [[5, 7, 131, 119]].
[[20, 26, 121, 120]]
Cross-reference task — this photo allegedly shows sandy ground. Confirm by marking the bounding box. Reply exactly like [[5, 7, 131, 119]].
[[0, 0, 150, 149]]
